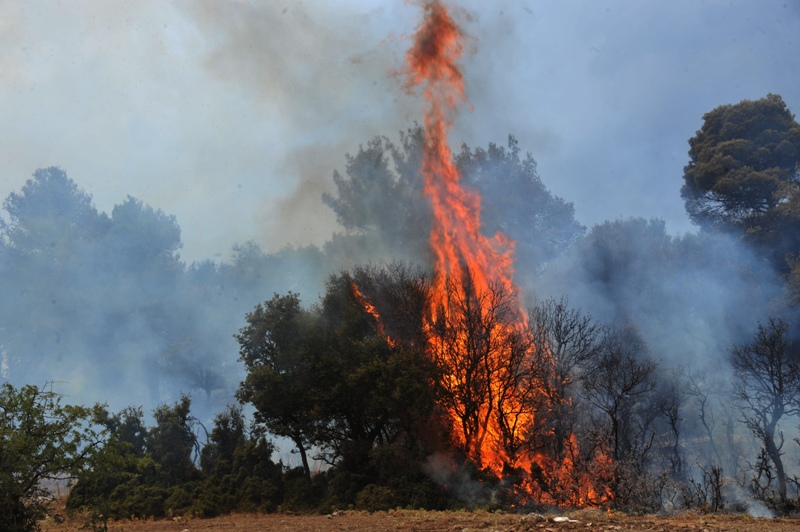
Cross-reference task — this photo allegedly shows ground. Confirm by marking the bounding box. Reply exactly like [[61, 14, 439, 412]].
[[41, 508, 800, 532]]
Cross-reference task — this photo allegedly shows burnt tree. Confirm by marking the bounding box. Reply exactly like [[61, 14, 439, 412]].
[[730, 317, 800, 505]]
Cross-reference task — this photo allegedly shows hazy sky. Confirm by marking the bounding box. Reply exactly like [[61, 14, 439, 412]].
[[1, 0, 798, 263]]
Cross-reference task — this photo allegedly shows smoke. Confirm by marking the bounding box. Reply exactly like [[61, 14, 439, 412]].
[[725, 485, 776, 519], [1, 0, 799, 509], [536, 219, 786, 373], [423, 452, 495, 506], [180, 0, 422, 253]]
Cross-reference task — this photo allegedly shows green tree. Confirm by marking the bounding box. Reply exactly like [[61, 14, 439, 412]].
[[323, 127, 584, 276], [315, 267, 439, 474], [681, 94, 800, 271], [199, 406, 283, 513], [236, 263, 440, 504], [66, 407, 157, 526], [236, 292, 321, 481], [0, 383, 103, 532], [147, 395, 200, 486]]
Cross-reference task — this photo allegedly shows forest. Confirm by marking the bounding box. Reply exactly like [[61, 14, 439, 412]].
[[2, 93, 800, 531]]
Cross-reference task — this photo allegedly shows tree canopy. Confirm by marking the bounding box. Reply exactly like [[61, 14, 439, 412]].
[[681, 94, 800, 272], [323, 127, 585, 281]]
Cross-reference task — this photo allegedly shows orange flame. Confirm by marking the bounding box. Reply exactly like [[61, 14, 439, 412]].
[[406, 2, 519, 306], [350, 280, 396, 347], [343, 1, 615, 506], [405, 1, 534, 476]]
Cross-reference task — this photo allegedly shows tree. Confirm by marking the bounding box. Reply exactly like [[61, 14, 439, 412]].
[[65, 406, 156, 526], [236, 292, 321, 481], [730, 317, 800, 505], [0, 167, 109, 260], [455, 136, 585, 280], [427, 272, 536, 469], [681, 94, 800, 271], [581, 325, 658, 463], [528, 297, 599, 460], [147, 395, 201, 486], [0, 168, 109, 384], [236, 264, 440, 495], [323, 127, 584, 275], [654, 368, 689, 475], [314, 266, 439, 472], [0, 383, 103, 532], [199, 405, 283, 513], [104, 196, 182, 268]]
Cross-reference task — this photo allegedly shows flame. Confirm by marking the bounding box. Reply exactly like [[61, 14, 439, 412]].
[[405, 2, 518, 304], [350, 280, 395, 347], [405, 1, 535, 476], [345, 1, 615, 506]]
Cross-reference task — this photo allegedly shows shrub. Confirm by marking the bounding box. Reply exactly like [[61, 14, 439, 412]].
[[355, 484, 397, 512]]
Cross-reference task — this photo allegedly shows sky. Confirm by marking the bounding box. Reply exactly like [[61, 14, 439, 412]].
[[1, 0, 799, 263]]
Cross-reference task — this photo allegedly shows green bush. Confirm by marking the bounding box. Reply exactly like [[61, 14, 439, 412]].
[[1, 383, 103, 532], [235, 476, 281, 513], [191, 481, 231, 517], [164, 486, 194, 516], [355, 484, 397, 512], [282, 467, 323, 512]]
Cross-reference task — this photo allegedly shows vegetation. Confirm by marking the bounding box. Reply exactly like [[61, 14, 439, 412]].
[[1, 95, 800, 529], [681, 93, 800, 273], [0, 383, 103, 532]]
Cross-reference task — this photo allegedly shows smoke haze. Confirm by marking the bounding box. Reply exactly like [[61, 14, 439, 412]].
[[2, 1, 797, 261], [1, 3, 799, 496]]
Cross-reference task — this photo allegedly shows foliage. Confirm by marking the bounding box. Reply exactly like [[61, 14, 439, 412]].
[[236, 263, 443, 509], [455, 136, 585, 281], [235, 291, 321, 480], [0, 383, 103, 532], [68, 399, 283, 523], [322, 127, 584, 276], [0, 168, 329, 417], [6, 107, 800, 518], [681, 94, 800, 272], [147, 395, 201, 486]]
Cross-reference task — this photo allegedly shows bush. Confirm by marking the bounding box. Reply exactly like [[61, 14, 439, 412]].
[[355, 484, 397, 511], [1, 383, 103, 532], [164, 486, 194, 516], [282, 468, 323, 512]]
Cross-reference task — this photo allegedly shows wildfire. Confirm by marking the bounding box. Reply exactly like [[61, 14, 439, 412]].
[[350, 279, 396, 348], [405, 2, 519, 305], [405, 1, 536, 477], [349, 1, 613, 507]]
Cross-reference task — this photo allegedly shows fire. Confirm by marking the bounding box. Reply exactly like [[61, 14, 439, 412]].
[[405, 1, 536, 477], [350, 279, 395, 348], [348, 1, 614, 507]]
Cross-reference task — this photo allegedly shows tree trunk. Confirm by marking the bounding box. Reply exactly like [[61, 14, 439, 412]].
[[293, 435, 311, 481], [765, 431, 787, 503]]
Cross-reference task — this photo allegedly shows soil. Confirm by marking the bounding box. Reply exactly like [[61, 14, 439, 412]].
[[41, 508, 800, 532]]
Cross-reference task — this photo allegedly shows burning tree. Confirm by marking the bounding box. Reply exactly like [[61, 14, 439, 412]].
[[400, 1, 554, 485], [427, 273, 537, 471]]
